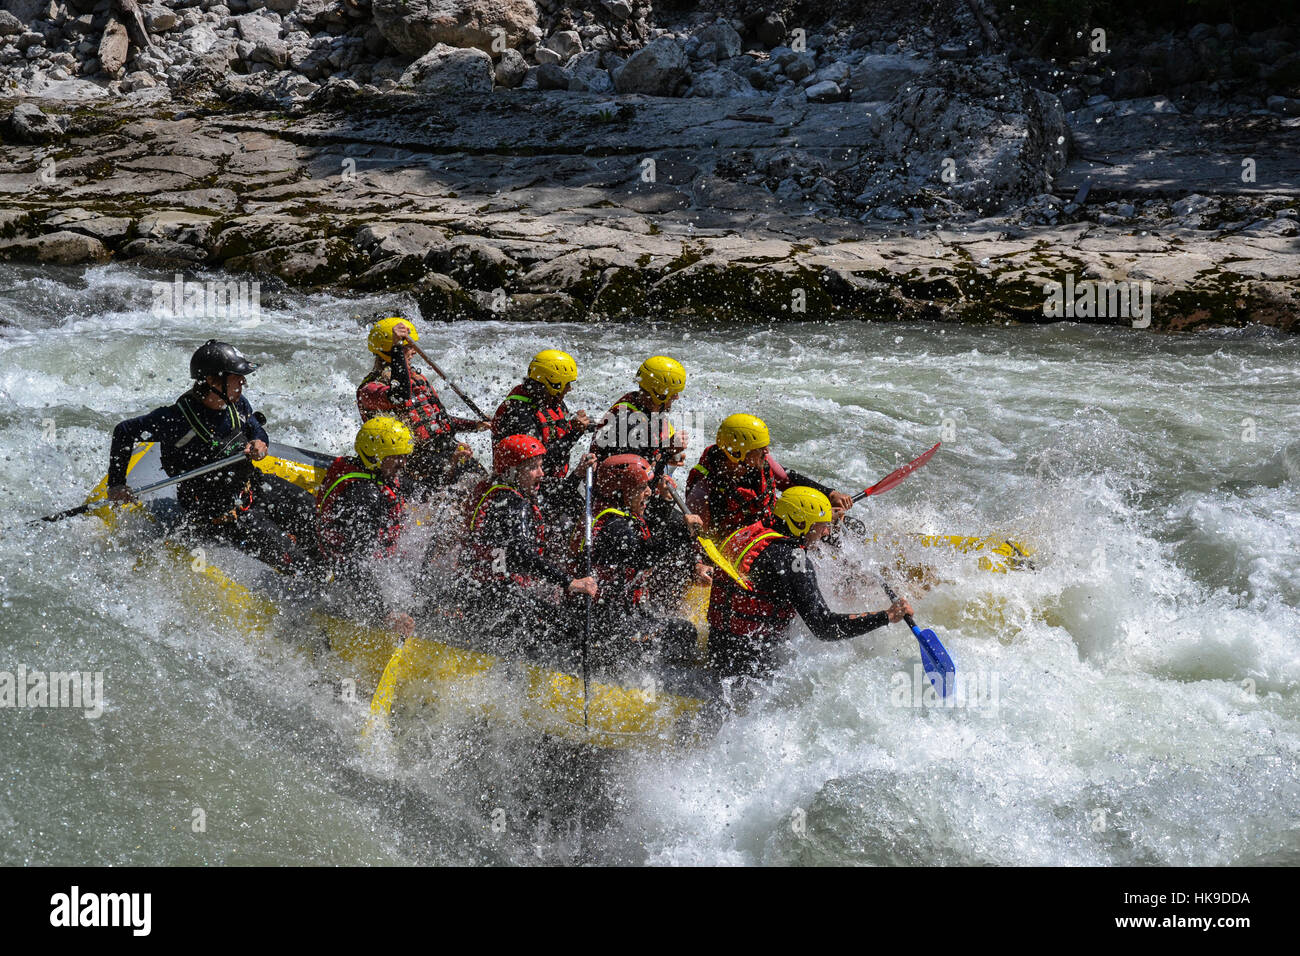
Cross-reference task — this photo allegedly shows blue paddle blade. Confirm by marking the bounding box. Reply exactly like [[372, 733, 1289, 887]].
[[912, 625, 957, 698]]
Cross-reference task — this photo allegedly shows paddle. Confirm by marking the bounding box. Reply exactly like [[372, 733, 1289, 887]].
[[850, 441, 941, 504], [582, 466, 593, 728], [662, 480, 752, 591], [29, 452, 248, 526], [364, 633, 408, 738], [874, 573, 956, 698], [839, 442, 940, 538], [402, 338, 492, 423]]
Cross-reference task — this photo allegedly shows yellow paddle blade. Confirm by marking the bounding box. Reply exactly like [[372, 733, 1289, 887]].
[[363, 642, 408, 738], [698, 536, 751, 591], [254, 455, 328, 495]]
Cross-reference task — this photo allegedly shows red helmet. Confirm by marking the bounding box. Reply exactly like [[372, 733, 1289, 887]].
[[494, 434, 546, 472], [595, 454, 654, 500]]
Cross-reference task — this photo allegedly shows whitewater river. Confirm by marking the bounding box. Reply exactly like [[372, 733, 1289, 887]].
[[2, 262, 1297, 866]]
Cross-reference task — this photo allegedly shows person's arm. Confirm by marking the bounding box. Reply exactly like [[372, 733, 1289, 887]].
[[357, 381, 394, 416], [768, 454, 834, 498], [239, 396, 269, 445], [387, 346, 413, 404], [753, 541, 890, 641], [448, 414, 483, 432], [684, 477, 711, 531], [484, 497, 573, 587], [107, 407, 169, 488]]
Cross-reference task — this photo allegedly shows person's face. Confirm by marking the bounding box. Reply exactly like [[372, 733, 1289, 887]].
[[626, 482, 651, 517], [206, 373, 244, 404], [803, 522, 832, 548], [742, 447, 767, 470], [516, 459, 545, 494], [379, 455, 406, 481]]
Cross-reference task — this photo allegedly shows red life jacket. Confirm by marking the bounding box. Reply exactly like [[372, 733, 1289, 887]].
[[706, 521, 798, 642], [492, 383, 574, 477], [315, 456, 404, 560], [461, 478, 547, 587], [587, 506, 651, 606], [686, 444, 776, 535], [356, 365, 453, 443]]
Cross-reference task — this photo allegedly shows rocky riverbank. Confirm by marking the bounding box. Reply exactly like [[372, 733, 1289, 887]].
[[2, 1, 1298, 331]]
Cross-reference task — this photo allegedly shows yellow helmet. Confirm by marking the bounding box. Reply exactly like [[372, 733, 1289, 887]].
[[773, 486, 832, 537], [355, 416, 414, 469], [716, 413, 770, 464], [527, 349, 578, 396], [368, 316, 419, 361], [637, 355, 686, 402]]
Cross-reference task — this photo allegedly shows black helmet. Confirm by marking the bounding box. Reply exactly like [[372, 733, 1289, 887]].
[[190, 340, 258, 380]]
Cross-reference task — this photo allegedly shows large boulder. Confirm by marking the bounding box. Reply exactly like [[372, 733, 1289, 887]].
[[870, 58, 1068, 213], [371, 0, 538, 58], [7, 103, 63, 143], [98, 18, 130, 76], [612, 36, 690, 96], [688, 67, 756, 98], [848, 54, 930, 102], [693, 22, 742, 60], [400, 43, 494, 93]]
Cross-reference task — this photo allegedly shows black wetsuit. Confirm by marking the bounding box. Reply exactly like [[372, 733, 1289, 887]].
[[707, 535, 891, 679], [589, 506, 700, 667], [457, 481, 579, 655], [107, 389, 311, 572]]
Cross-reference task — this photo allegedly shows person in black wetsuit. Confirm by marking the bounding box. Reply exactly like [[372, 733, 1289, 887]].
[[315, 416, 416, 635], [105, 340, 312, 572], [455, 434, 598, 655], [586, 454, 712, 668], [707, 486, 913, 680]]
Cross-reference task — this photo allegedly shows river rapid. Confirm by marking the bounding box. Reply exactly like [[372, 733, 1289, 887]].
[[2, 262, 1298, 866]]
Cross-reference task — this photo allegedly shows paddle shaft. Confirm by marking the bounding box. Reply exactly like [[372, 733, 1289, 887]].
[[876, 578, 920, 634], [582, 467, 593, 728], [404, 340, 491, 422], [33, 452, 248, 525]]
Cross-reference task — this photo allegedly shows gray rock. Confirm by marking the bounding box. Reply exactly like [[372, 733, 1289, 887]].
[[772, 46, 815, 81], [533, 45, 562, 66], [612, 36, 689, 96], [544, 29, 581, 59], [144, 4, 178, 31], [847, 53, 929, 101], [0, 231, 109, 266], [534, 61, 569, 90], [1172, 194, 1212, 216], [688, 67, 755, 98], [599, 0, 631, 20], [98, 18, 129, 75], [9, 103, 66, 143], [494, 47, 527, 87], [0, 11, 23, 37], [569, 62, 612, 93], [1267, 95, 1300, 116], [265, 0, 297, 11], [875, 58, 1069, 212], [400, 43, 494, 94], [235, 12, 281, 45], [119, 237, 208, 263], [371, 0, 539, 57], [693, 21, 741, 60], [251, 38, 288, 67], [805, 79, 842, 102], [445, 236, 519, 290]]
